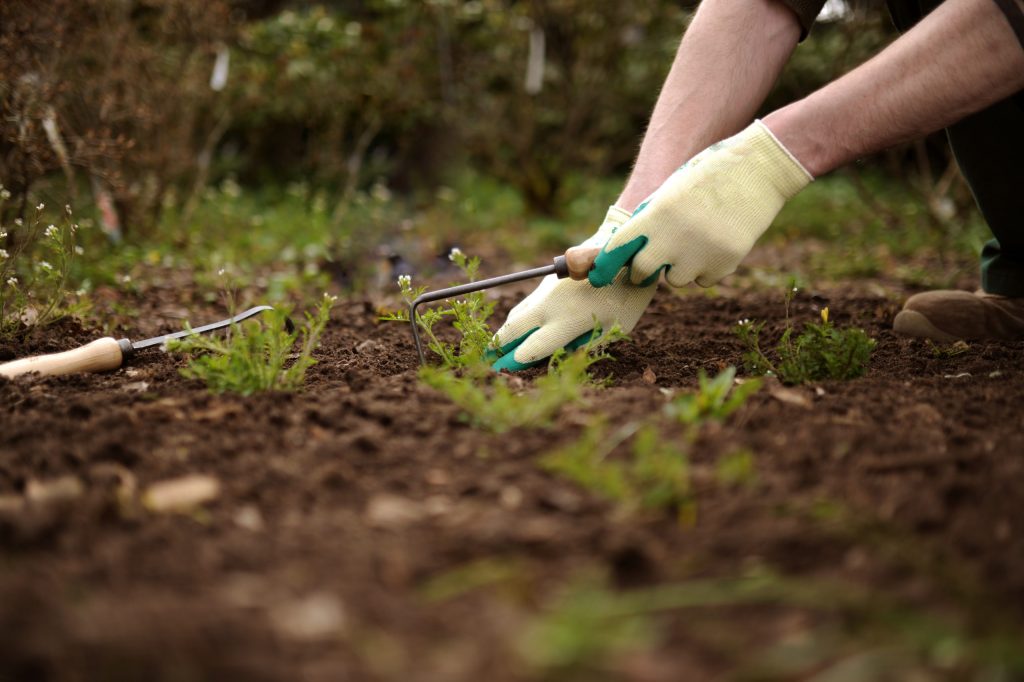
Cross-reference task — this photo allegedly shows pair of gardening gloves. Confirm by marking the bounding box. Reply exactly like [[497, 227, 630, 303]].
[[488, 120, 813, 371]]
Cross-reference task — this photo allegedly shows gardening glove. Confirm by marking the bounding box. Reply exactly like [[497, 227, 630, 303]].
[[488, 206, 657, 371], [588, 120, 813, 289]]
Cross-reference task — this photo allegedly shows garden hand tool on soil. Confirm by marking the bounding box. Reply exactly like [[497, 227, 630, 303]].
[[0, 305, 287, 379], [409, 241, 603, 366], [487, 206, 657, 371], [588, 119, 813, 289]]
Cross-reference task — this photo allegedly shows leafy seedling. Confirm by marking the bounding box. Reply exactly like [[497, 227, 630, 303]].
[[420, 326, 625, 433], [381, 248, 494, 368], [736, 303, 875, 384], [540, 419, 694, 522], [168, 293, 333, 395], [665, 366, 761, 425]]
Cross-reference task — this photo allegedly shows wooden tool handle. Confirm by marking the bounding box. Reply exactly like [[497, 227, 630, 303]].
[[0, 337, 127, 379], [563, 246, 601, 281]]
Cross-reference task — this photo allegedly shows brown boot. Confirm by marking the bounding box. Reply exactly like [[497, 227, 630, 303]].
[[893, 290, 1024, 343]]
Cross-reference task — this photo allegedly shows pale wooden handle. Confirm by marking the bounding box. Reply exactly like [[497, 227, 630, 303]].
[[0, 337, 125, 379], [564, 245, 601, 281]]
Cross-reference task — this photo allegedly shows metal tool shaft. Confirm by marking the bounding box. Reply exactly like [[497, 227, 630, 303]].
[[410, 256, 569, 365]]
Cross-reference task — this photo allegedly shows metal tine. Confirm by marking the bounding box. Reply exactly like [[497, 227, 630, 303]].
[[410, 257, 568, 366]]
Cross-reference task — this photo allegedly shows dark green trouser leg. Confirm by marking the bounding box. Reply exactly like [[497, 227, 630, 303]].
[[885, 0, 1024, 297], [945, 94, 1024, 297]]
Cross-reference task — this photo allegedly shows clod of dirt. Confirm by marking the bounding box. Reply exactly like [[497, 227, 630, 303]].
[[366, 493, 423, 528], [270, 593, 347, 641], [143, 475, 220, 512], [0, 495, 23, 514]]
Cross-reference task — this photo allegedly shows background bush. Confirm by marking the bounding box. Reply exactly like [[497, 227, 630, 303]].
[[2, 0, 976, 247]]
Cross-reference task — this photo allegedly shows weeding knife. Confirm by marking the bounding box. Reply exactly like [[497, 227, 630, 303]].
[[0, 305, 284, 379]]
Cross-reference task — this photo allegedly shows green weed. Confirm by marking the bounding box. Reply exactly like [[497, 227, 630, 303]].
[[736, 287, 875, 384], [540, 366, 759, 520], [382, 248, 494, 368], [167, 293, 333, 395], [715, 448, 757, 488], [665, 366, 761, 425], [519, 566, 1024, 680], [0, 197, 84, 338], [928, 339, 970, 358], [419, 329, 622, 433], [540, 420, 694, 522]]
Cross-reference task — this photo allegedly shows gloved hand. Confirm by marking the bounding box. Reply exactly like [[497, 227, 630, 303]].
[[488, 206, 657, 371], [589, 120, 813, 289]]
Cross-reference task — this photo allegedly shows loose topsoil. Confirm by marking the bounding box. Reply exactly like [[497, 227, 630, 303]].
[[2, 284, 1023, 681]]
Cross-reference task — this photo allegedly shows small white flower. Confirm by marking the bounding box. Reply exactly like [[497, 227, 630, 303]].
[[217, 268, 226, 276], [38, 260, 53, 271], [36, 203, 44, 211], [0, 189, 11, 200], [397, 274, 412, 288], [65, 204, 72, 215], [74, 245, 84, 255], [45, 224, 59, 239], [0, 230, 6, 239], [6, 276, 17, 287], [448, 247, 464, 262], [14, 218, 22, 226], [0, 248, 9, 259], [792, 287, 798, 292]]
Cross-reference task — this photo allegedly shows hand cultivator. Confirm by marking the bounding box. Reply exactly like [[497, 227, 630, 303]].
[[0, 305, 290, 379], [409, 246, 599, 365]]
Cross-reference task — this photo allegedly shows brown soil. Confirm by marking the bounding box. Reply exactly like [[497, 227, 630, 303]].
[[2, 284, 1023, 681]]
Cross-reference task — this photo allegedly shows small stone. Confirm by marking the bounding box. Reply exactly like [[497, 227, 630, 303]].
[[500, 485, 523, 509], [943, 372, 971, 379], [769, 385, 811, 408], [425, 468, 449, 486], [989, 370, 1003, 378], [355, 339, 379, 353], [366, 494, 422, 528], [641, 367, 657, 385], [143, 474, 220, 512], [234, 505, 264, 531], [26, 476, 84, 505], [123, 381, 150, 393], [423, 495, 452, 516], [271, 592, 346, 641]]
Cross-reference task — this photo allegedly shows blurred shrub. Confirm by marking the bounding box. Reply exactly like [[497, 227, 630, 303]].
[[1, 0, 973, 234], [224, 0, 687, 214], [0, 0, 234, 231]]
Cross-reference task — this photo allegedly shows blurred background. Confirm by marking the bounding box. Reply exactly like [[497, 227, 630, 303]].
[[0, 0, 991, 320]]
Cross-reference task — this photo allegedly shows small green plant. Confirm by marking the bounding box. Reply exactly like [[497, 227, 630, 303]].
[[381, 248, 494, 368], [540, 419, 694, 522], [665, 366, 761, 425], [168, 293, 333, 395], [928, 339, 970, 358], [420, 328, 623, 433], [736, 297, 876, 384], [0, 197, 83, 338], [715, 448, 757, 488], [518, 570, 659, 675]]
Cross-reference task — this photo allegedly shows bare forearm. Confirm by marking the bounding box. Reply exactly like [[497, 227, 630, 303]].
[[765, 0, 1024, 177], [617, 0, 801, 211]]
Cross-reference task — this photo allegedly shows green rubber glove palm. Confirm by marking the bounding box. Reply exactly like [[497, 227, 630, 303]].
[[589, 120, 813, 289], [488, 206, 657, 371]]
